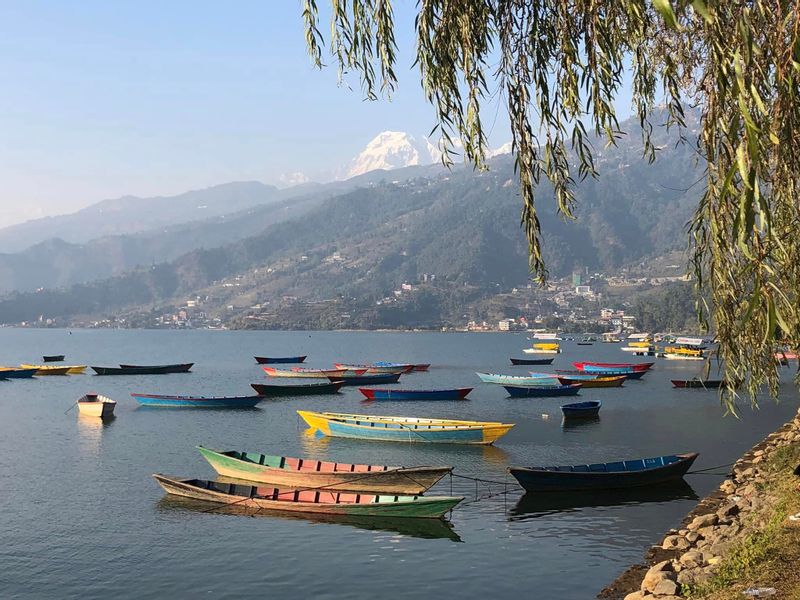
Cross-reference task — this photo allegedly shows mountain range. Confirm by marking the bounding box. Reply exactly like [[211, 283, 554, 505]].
[[0, 112, 702, 327]]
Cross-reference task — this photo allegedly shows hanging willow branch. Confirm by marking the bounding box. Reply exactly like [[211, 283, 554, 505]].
[[301, 0, 800, 408]]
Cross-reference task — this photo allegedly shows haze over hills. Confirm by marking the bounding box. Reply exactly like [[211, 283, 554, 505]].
[[0, 111, 704, 327]]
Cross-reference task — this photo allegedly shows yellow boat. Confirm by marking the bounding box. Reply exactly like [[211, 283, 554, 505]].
[[297, 411, 515, 445], [66, 365, 87, 374], [522, 342, 561, 355], [19, 364, 72, 375], [663, 346, 704, 357]]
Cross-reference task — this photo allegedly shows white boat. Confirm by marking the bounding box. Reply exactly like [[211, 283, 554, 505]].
[[662, 353, 706, 361], [77, 393, 117, 417]]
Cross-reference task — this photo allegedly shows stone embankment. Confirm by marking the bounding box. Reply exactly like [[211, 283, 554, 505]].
[[599, 407, 800, 599]]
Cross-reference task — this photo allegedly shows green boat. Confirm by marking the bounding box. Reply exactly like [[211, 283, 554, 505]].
[[153, 474, 463, 519]]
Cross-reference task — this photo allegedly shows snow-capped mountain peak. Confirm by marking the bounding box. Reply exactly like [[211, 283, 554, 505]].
[[344, 131, 437, 179]]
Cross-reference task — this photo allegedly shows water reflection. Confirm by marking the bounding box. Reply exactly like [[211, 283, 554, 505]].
[[561, 416, 601, 431], [156, 496, 462, 542], [509, 480, 698, 520], [76, 413, 115, 457]]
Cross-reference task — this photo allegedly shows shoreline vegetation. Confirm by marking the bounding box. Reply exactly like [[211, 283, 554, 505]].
[[600, 408, 800, 599]]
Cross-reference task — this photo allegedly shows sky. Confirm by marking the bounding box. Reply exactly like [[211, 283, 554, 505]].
[[0, 1, 634, 229]]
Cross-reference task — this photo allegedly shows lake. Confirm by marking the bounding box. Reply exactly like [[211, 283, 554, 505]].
[[0, 329, 797, 599]]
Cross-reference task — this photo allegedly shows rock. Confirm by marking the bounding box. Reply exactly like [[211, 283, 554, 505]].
[[623, 592, 646, 600], [717, 501, 740, 519], [685, 531, 701, 544], [707, 555, 722, 566], [641, 561, 675, 593], [720, 479, 736, 493], [677, 567, 712, 587], [662, 535, 690, 551], [688, 513, 718, 531], [652, 579, 678, 596], [697, 525, 718, 540], [752, 456, 763, 464], [753, 449, 765, 457], [679, 550, 705, 568], [710, 541, 732, 556]]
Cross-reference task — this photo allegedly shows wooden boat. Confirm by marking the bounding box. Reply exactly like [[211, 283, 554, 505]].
[[42, 354, 65, 362], [359, 388, 472, 401], [65, 366, 88, 374], [557, 375, 626, 388], [330, 372, 402, 386], [196, 446, 452, 494], [250, 381, 344, 396], [153, 474, 463, 519], [558, 368, 646, 380], [522, 343, 561, 355], [503, 383, 582, 398], [297, 411, 514, 445], [131, 393, 262, 408], [76, 393, 116, 417], [477, 372, 559, 386], [508, 453, 699, 492], [560, 401, 601, 419], [19, 364, 71, 376], [576, 342, 593, 346], [671, 379, 725, 389], [92, 363, 194, 375], [335, 362, 415, 374], [510, 357, 554, 366], [574, 361, 654, 372], [412, 364, 431, 371], [263, 367, 357, 379], [254, 355, 307, 364], [663, 353, 706, 361], [0, 367, 38, 379]]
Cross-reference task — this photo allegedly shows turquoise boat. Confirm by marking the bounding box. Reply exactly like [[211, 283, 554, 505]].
[[476, 372, 560, 385]]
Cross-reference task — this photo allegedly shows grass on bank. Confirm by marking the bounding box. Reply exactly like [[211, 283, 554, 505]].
[[685, 442, 800, 599]]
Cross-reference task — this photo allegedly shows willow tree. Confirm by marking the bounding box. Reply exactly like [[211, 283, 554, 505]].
[[302, 0, 800, 407]]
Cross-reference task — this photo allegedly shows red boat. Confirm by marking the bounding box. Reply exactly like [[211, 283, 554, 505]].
[[573, 361, 654, 372]]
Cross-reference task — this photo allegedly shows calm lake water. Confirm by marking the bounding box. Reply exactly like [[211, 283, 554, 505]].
[[0, 329, 797, 599]]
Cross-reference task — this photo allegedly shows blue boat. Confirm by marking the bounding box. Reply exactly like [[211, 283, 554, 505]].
[[508, 453, 699, 491], [556, 369, 646, 380], [330, 373, 402, 386], [560, 401, 601, 419], [503, 383, 582, 398], [131, 393, 263, 408], [254, 355, 307, 364], [360, 388, 472, 401], [0, 367, 38, 379]]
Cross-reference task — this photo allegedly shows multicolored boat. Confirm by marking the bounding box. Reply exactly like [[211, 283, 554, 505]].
[[250, 381, 344, 396], [522, 343, 561, 355], [557, 375, 626, 388], [574, 361, 654, 372], [254, 355, 307, 364], [558, 368, 646, 380], [297, 411, 514, 445], [263, 367, 358, 379], [131, 393, 262, 408], [477, 372, 560, 386], [359, 388, 472, 401], [196, 446, 452, 494], [503, 383, 582, 398], [334, 362, 415, 374], [508, 453, 699, 492], [412, 363, 431, 371], [153, 474, 463, 519]]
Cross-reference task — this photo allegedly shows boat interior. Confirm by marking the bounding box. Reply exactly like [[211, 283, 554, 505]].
[[539, 455, 683, 473], [221, 450, 391, 473]]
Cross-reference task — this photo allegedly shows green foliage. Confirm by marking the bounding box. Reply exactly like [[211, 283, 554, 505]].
[[302, 1, 800, 408], [632, 282, 697, 332]]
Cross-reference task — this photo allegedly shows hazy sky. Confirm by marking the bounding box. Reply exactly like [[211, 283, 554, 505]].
[[1, 1, 511, 227], [0, 2, 637, 229]]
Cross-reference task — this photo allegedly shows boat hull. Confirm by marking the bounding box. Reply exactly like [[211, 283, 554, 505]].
[[77, 398, 116, 417], [522, 349, 560, 354], [263, 367, 353, 379], [671, 379, 724, 389], [574, 361, 654, 372], [154, 475, 462, 519], [255, 356, 307, 364], [335, 363, 414, 374], [503, 384, 582, 398], [509, 453, 699, 492], [42, 355, 65, 362], [359, 388, 472, 401], [0, 368, 38, 379], [132, 393, 261, 408], [197, 447, 451, 494], [477, 372, 559, 385], [298, 411, 514, 445], [557, 375, 625, 388], [510, 357, 554, 366], [92, 363, 194, 375], [560, 401, 601, 419], [20, 364, 72, 375], [330, 373, 402, 386], [250, 381, 344, 396]]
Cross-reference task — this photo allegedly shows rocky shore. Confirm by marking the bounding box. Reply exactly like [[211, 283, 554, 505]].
[[599, 407, 800, 599]]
